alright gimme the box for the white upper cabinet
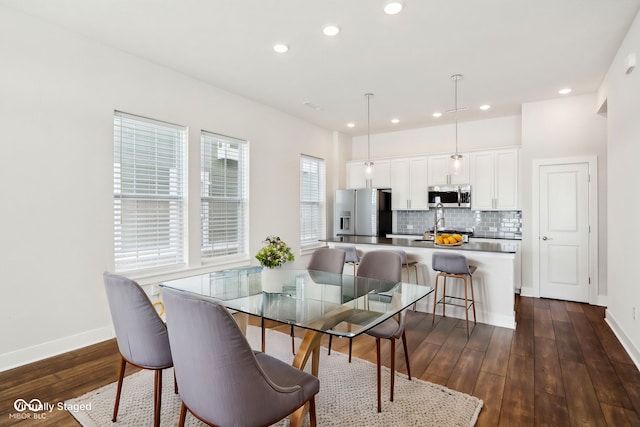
[390,157,428,210]
[346,160,391,189]
[470,149,519,210]
[427,153,470,186]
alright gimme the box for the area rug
[67,327,482,426]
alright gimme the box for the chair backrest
[103,273,172,369]
[390,249,408,265]
[357,250,402,282]
[432,252,471,275]
[307,247,346,274]
[343,245,361,263]
[162,288,312,426]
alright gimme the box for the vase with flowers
[255,235,295,269]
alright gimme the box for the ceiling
[2,0,639,136]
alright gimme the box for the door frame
[531,156,600,305]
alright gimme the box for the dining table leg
[290,330,323,427]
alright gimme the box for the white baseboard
[0,326,114,372]
[605,310,640,370]
[519,287,539,298]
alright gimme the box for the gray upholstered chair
[162,287,320,427]
[329,250,411,412]
[432,252,478,336]
[390,249,419,284]
[103,272,174,427]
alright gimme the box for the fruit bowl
[434,233,464,246]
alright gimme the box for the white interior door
[539,163,590,302]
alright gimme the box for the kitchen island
[324,236,517,329]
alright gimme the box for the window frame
[300,154,326,252]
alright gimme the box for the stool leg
[432,275,439,325]
[470,274,477,324]
[463,276,470,337]
[442,276,447,318]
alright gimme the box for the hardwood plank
[423,326,468,379]
[511,316,534,357]
[560,358,607,427]
[474,371,506,427]
[499,353,535,426]
[564,301,585,313]
[517,295,534,319]
[589,318,635,365]
[425,315,459,345]
[534,298,551,309]
[446,348,485,395]
[613,361,640,417]
[534,306,555,340]
[465,322,495,352]
[600,402,640,427]
[534,337,565,397]
[535,392,570,427]
[481,327,514,377]
[552,320,584,363]
[548,299,571,322]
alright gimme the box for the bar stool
[391,249,419,284]
[343,246,360,275]
[431,252,477,336]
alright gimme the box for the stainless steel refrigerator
[334,188,392,237]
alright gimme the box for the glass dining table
[161,266,433,376]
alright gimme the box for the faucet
[433,203,445,233]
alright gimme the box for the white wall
[0,7,339,370]
[520,94,608,299]
[603,11,640,366]
[352,115,522,160]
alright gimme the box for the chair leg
[348,338,353,363]
[178,401,187,427]
[375,337,382,413]
[308,396,317,427]
[112,357,126,422]
[174,370,178,394]
[402,330,412,380]
[261,317,266,352]
[442,276,447,318]
[390,336,396,403]
[290,324,296,355]
[328,335,332,355]
[432,275,439,325]
[470,274,477,323]
[153,369,162,427]
[463,277,470,337]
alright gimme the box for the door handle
[542,236,552,240]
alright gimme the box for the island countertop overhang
[323,236,517,254]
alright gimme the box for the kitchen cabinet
[390,157,428,210]
[346,160,390,189]
[470,149,519,210]
[427,153,469,186]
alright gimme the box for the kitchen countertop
[324,236,517,254]
[388,232,522,241]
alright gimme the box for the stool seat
[431,252,477,337]
[343,246,360,275]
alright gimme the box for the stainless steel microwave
[428,184,471,208]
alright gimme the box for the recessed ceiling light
[273,44,289,53]
[391,118,400,124]
[480,104,491,110]
[323,25,340,36]
[384,1,404,15]
[432,112,442,118]
[558,88,572,95]
[347,123,355,128]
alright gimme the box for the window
[113,112,186,272]
[201,131,249,260]
[300,155,326,249]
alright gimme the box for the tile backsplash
[397,209,522,239]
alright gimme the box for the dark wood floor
[2,296,640,426]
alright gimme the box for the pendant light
[364,93,374,184]
[449,74,464,176]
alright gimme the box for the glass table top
[161,266,433,338]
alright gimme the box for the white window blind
[113,112,186,272]
[300,155,326,248]
[201,131,249,259]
